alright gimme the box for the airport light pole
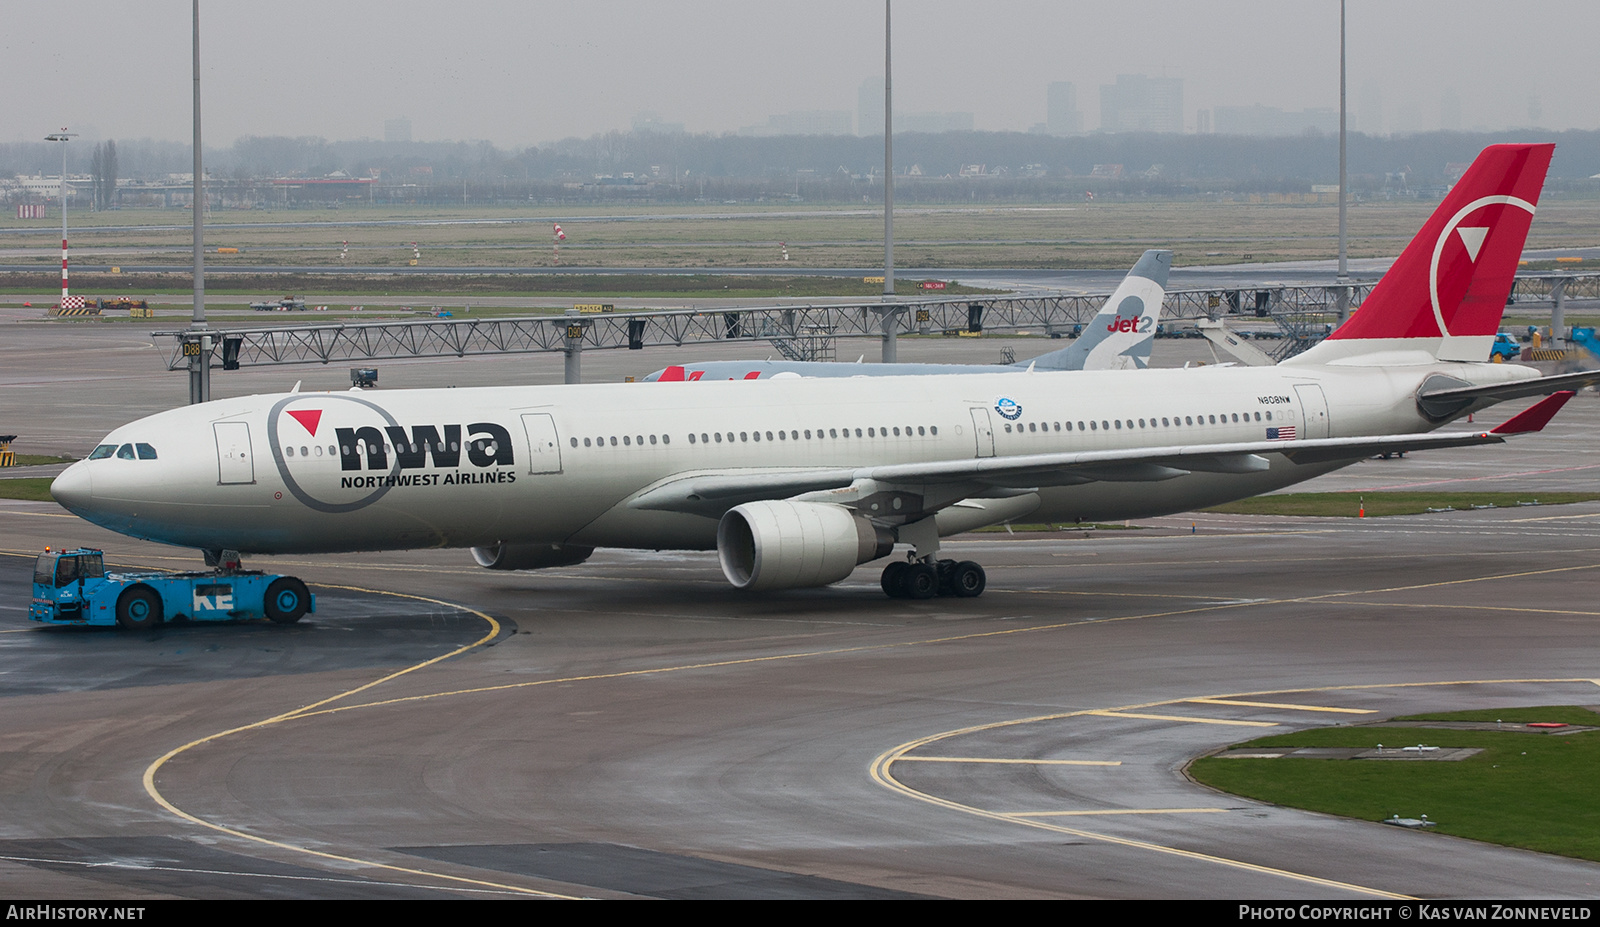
[44,130,75,308]
[1335,0,1351,323]
[879,0,901,363]
[188,0,211,404]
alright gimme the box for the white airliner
[52,145,1598,599]
[644,249,1172,382]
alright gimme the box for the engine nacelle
[471,542,595,571]
[717,500,894,591]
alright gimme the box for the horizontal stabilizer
[1420,369,1600,406]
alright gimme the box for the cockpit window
[116,444,136,460]
[136,443,158,460]
[89,444,117,460]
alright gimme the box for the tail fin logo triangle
[1456,226,1489,261]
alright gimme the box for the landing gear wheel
[951,561,987,598]
[903,563,939,600]
[115,587,163,630]
[264,577,310,624]
[880,561,910,598]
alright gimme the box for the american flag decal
[1267,426,1297,440]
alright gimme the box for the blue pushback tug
[30,548,313,629]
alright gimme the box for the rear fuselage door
[1294,384,1331,439]
[969,408,996,458]
[214,421,255,484]
[521,413,563,474]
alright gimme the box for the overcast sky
[6,1,1596,147]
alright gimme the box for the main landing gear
[880,558,987,599]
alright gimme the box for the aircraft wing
[628,428,1512,518]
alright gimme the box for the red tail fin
[1295,144,1553,364]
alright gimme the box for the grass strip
[1190,708,1600,862]
[0,479,56,502]
[1203,491,1600,518]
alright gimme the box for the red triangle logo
[286,409,322,436]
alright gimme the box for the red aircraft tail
[1291,143,1554,364]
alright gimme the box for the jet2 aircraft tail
[1289,143,1553,365]
[1033,249,1171,371]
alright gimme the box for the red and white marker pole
[60,236,69,305]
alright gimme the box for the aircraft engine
[471,542,595,571]
[717,500,894,591]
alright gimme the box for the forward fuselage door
[521,413,563,474]
[1294,384,1331,439]
[969,408,996,458]
[214,421,255,484]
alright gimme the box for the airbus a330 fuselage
[51,144,1595,599]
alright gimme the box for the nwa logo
[335,423,512,473]
[268,394,516,515]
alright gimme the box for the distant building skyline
[1100,75,1184,134]
[1046,82,1082,136]
[9,3,1595,148]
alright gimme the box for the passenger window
[662,435,670,445]
[286,446,295,457]
[136,443,158,460]
[623,436,631,446]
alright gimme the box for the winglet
[1490,391,1575,434]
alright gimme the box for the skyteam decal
[268,394,516,515]
[994,397,1023,420]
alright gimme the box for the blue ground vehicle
[1489,332,1522,362]
[1571,326,1599,362]
[30,548,313,629]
